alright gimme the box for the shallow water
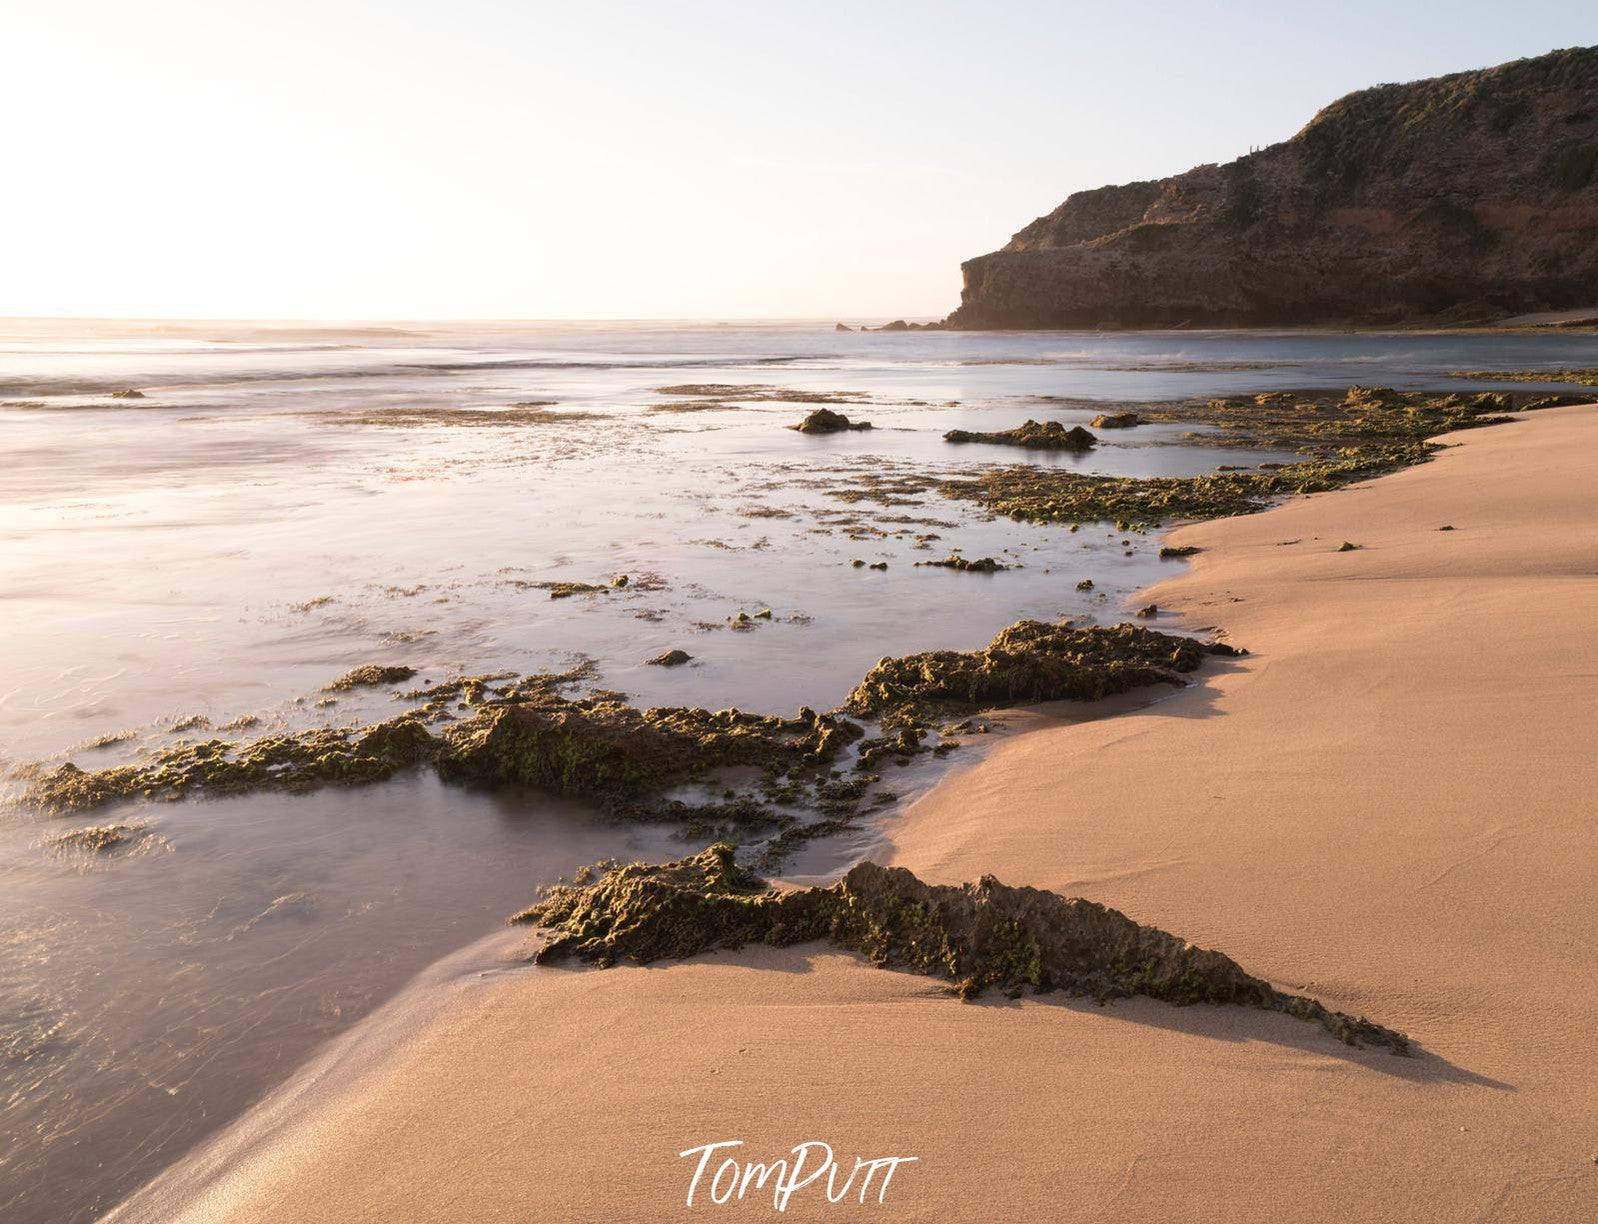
[1,319,1594,1223]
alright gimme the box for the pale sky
[5,1,1592,320]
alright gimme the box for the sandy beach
[111,403,1598,1222]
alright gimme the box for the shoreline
[110,405,1598,1223]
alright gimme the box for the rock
[515,844,1409,1052]
[846,619,1242,729]
[943,420,1097,450]
[1075,578,1095,590]
[647,649,693,667]
[1337,541,1361,552]
[834,323,853,331]
[945,47,1598,329]
[917,554,1008,572]
[790,408,872,434]
[109,388,146,399]
[1091,412,1141,429]
[1136,603,1159,618]
[323,664,418,691]
[1159,546,1202,559]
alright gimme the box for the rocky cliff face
[947,47,1598,329]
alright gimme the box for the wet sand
[110,404,1598,1222]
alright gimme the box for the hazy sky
[5,1,1592,320]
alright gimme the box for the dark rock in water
[847,618,1242,729]
[1091,412,1141,429]
[435,698,859,800]
[917,553,1007,573]
[109,388,146,399]
[835,322,854,331]
[944,420,1097,450]
[1136,603,1159,618]
[946,47,1598,329]
[323,664,417,691]
[1075,577,1094,590]
[1159,545,1203,559]
[516,844,1409,1052]
[647,649,692,667]
[791,408,872,433]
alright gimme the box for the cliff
[946,47,1598,329]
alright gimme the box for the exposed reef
[947,47,1598,328]
[936,386,1515,526]
[516,844,1407,1051]
[943,420,1096,450]
[916,553,1008,572]
[1449,368,1598,387]
[792,408,873,434]
[323,664,418,691]
[1091,412,1141,429]
[847,620,1241,730]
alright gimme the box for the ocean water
[1,318,1594,1222]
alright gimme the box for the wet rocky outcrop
[517,844,1408,1051]
[791,408,873,433]
[847,620,1242,729]
[943,420,1096,450]
[947,47,1598,329]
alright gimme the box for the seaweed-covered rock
[791,408,872,434]
[1091,412,1141,429]
[1159,545,1202,559]
[917,554,1007,573]
[846,619,1241,729]
[944,420,1096,450]
[21,716,440,814]
[323,664,417,691]
[109,388,146,399]
[516,845,1408,1052]
[49,822,145,853]
[435,697,860,800]
[647,649,693,667]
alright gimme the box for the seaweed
[323,664,418,691]
[48,823,146,853]
[846,620,1242,730]
[944,420,1096,450]
[791,408,873,434]
[647,649,693,667]
[916,554,1008,572]
[515,845,1408,1052]
[22,717,440,814]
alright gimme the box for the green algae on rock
[791,408,873,434]
[1091,412,1141,429]
[22,717,440,814]
[435,697,861,801]
[937,442,1432,526]
[1449,368,1598,388]
[943,420,1096,450]
[323,664,418,692]
[916,553,1008,572]
[515,844,1408,1052]
[846,620,1242,730]
[48,822,147,853]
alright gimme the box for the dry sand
[113,405,1598,1223]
